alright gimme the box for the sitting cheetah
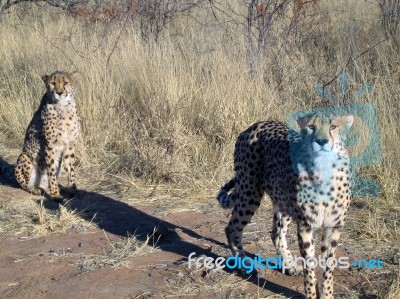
[7,71,79,200]
[217,112,353,299]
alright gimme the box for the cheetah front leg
[298,224,318,299]
[45,146,62,201]
[271,211,303,276]
[320,226,340,299]
[62,146,77,191]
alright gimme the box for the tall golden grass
[0,0,399,296]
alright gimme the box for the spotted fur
[217,113,353,299]
[10,71,79,200]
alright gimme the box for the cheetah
[2,71,79,200]
[217,112,354,299]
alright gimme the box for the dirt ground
[0,174,397,299]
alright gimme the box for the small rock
[154,263,168,269]
[166,278,176,284]
[48,249,58,256]
[390,255,399,265]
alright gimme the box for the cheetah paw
[48,192,64,202]
[285,265,303,276]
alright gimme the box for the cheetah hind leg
[225,189,264,275]
[15,153,45,196]
[60,147,77,197]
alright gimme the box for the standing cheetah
[217,112,353,299]
[8,71,79,200]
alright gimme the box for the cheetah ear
[295,111,311,129]
[295,111,306,120]
[41,75,49,83]
[69,71,80,81]
[337,115,354,129]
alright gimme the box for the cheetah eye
[64,82,69,85]
[307,124,316,130]
[50,82,55,86]
[330,125,338,130]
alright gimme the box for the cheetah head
[296,113,354,155]
[42,71,76,103]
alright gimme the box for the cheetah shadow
[41,187,305,298]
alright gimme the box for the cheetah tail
[0,157,16,182]
[217,177,236,209]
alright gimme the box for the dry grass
[75,229,160,272]
[30,199,90,235]
[0,0,399,297]
[386,271,400,299]
[155,260,252,298]
[0,197,91,236]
